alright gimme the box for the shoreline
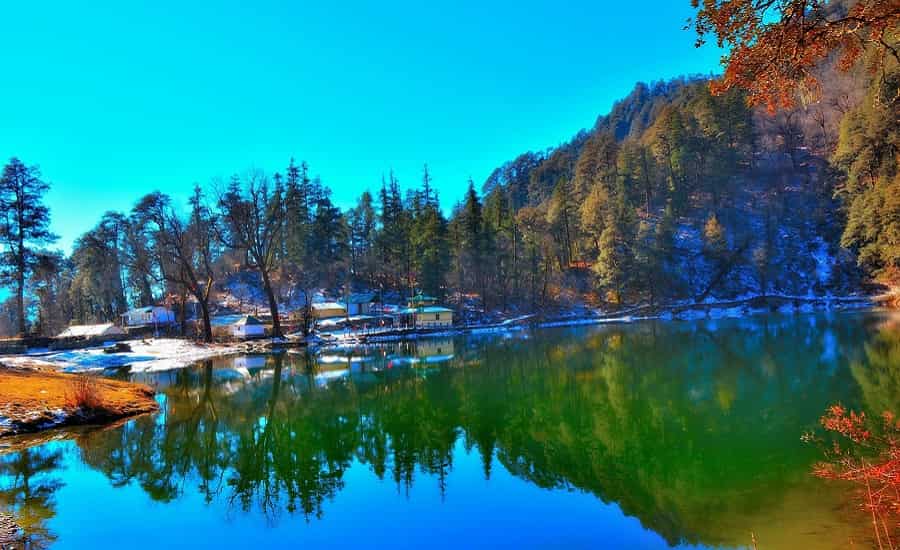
[0,294,878,366]
[318,293,877,346]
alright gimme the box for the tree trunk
[180,288,188,337]
[512,225,519,301]
[16,267,25,336]
[261,270,282,337]
[197,295,213,343]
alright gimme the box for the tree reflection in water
[0,447,64,548]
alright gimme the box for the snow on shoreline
[1,339,243,373]
[319,294,877,348]
[0,295,879,372]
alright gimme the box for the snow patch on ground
[1,339,242,373]
[539,316,634,328]
[38,409,69,430]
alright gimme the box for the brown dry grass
[66,374,104,412]
[0,367,158,436]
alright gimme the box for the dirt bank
[0,367,159,437]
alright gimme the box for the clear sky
[1,0,723,252]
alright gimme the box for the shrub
[67,375,104,413]
[805,404,900,550]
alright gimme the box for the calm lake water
[3,310,899,549]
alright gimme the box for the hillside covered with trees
[1,0,897,339]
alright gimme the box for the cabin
[56,323,126,339]
[401,306,454,328]
[211,314,242,337]
[345,292,376,316]
[210,314,266,340]
[121,306,175,327]
[312,302,347,320]
[232,315,266,339]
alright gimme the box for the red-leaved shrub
[806,404,900,550]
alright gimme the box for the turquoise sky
[1,1,722,252]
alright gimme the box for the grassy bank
[0,367,158,437]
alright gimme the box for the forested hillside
[1,1,897,338]
[473,70,867,310]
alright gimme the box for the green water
[3,310,898,548]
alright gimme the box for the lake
[3,310,897,549]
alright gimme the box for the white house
[57,323,126,339]
[122,306,176,327]
[400,306,454,328]
[232,315,266,339]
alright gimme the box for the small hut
[211,314,266,340]
[232,315,265,339]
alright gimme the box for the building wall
[414,312,453,327]
[234,325,265,339]
[314,307,346,319]
[125,308,175,326]
[347,303,371,316]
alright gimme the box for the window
[434,313,440,321]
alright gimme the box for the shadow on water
[3,311,900,547]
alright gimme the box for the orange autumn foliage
[806,404,900,549]
[691,0,900,111]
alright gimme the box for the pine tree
[308,188,348,289]
[29,251,70,336]
[457,180,490,308]
[0,158,57,335]
[348,191,377,286]
[580,185,609,259]
[593,197,635,305]
[284,158,311,269]
[412,168,449,298]
[376,171,411,295]
[483,185,519,309]
[546,177,576,268]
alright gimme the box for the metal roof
[57,323,126,338]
